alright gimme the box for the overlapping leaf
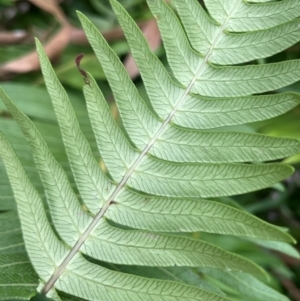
[200,268,290,301]
[0,0,300,300]
[0,211,38,300]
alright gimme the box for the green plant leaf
[82,74,139,181]
[35,41,114,214]
[107,189,295,243]
[248,238,300,259]
[1,0,300,300]
[83,219,266,275]
[1,76,267,277]
[0,211,38,300]
[128,159,293,198]
[113,265,226,296]
[152,128,300,163]
[0,131,68,282]
[175,0,300,64]
[147,0,300,97]
[204,0,300,30]
[89,0,300,131]
[0,88,94,246]
[201,268,290,301]
[0,253,37,300]
[0,131,231,301]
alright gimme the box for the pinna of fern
[0,0,300,300]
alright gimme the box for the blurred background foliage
[0,0,299,300]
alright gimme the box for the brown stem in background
[28,0,69,26]
[273,270,300,301]
[0,26,71,79]
[0,31,32,45]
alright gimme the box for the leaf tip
[34,38,46,62]
[34,37,42,49]
[76,10,85,19]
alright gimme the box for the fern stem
[42,201,111,294]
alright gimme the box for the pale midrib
[42,11,233,295]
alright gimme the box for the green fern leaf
[0,84,267,280]
[247,238,300,259]
[34,44,114,213]
[115,266,226,297]
[106,189,295,242]
[203,0,300,30]
[201,267,290,301]
[0,131,231,301]
[0,0,300,300]
[0,212,38,300]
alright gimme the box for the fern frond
[1,0,300,300]
[0,131,231,301]
[177,0,300,63]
